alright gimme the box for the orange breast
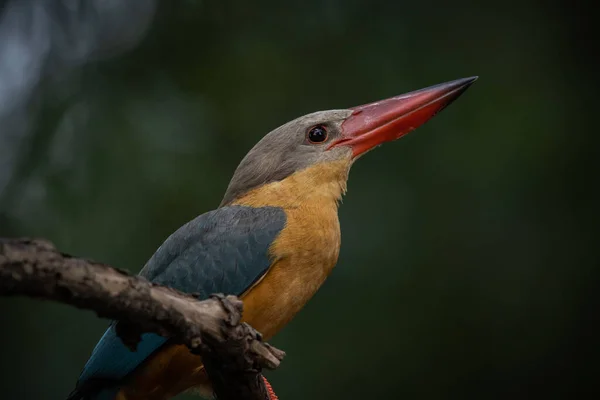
[234,159,348,339]
[240,201,341,339]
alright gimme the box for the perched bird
[69,77,477,400]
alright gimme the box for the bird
[68,76,477,400]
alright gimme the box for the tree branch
[0,237,285,400]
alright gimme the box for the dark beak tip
[438,76,478,102]
[446,76,478,91]
[460,75,479,88]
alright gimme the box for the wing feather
[69,205,286,399]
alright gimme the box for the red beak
[331,76,477,158]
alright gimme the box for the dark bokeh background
[1,1,598,399]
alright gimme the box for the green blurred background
[0,0,597,399]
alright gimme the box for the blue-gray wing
[70,205,286,399]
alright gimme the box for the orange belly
[117,255,339,400]
[117,225,340,399]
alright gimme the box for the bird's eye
[307,125,328,143]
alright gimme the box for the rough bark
[0,237,285,400]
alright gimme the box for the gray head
[220,109,353,206]
[219,76,478,206]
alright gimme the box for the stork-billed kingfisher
[69,77,477,400]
